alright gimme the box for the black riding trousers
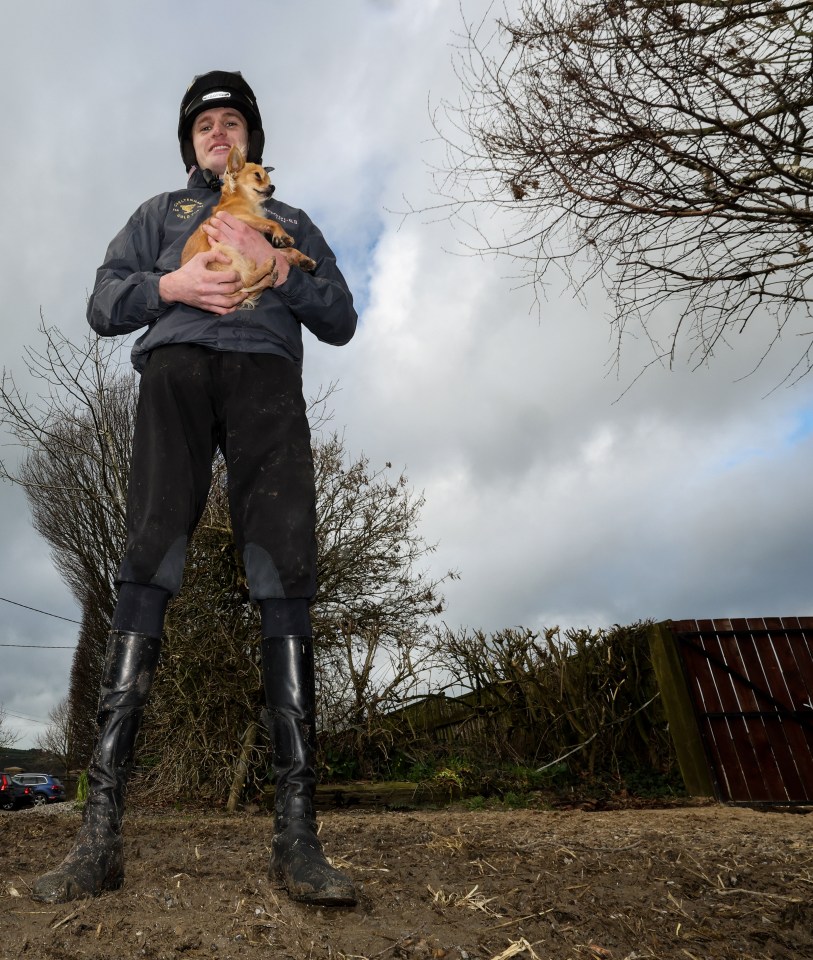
[118,345,317,601]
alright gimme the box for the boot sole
[269,861,357,907]
[287,886,357,907]
[32,872,124,903]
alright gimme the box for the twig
[535,694,661,772]
[712,888,802,902]
[489,939,542,960]
[52,905,87,929]
[368,929,423,960]
[487,911,554,930]
[536,735,597,772]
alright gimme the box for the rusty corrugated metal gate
[671,617,813,803]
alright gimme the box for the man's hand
[159,250,247,315]
[203,210,291,287]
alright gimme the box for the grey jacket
[87,168,357,371]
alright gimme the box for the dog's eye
[254,173,262,181]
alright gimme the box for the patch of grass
[322,749,361,782]
[502,791,529,809]
[430,765,472,799]
[405,761,436,783]
[620,767,687,799]
[75,770,89,807]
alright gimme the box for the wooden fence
[650,618,813,803]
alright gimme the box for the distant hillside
[0,746,65,775]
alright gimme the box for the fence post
[648,621,715,798]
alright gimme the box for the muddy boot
[261,635,357,906]
[32,631,161,903]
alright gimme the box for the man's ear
[227,145,246,173]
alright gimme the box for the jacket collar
[187,166,222,191]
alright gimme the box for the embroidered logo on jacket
[172,198,205,220]
[269,214,299,226]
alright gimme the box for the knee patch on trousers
[118,535,188,597]
[243,542,285,600]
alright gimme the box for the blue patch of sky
[719,445,768,472]
[783,406,813,448]
[310,209,384,321]
[717,405,813,471]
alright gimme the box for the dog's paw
[300,256,317,272]
[272,233,295,249]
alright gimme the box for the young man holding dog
[33,71,358,908]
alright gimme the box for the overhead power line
[3,710,48,726]
[0,643,76,649]
[0,596,81,625]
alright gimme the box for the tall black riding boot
[32,630,161,903]
[261,635,357,906]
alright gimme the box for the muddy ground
[2,799,812,960]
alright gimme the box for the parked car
[12,773,65,805]
[0,772,33,810]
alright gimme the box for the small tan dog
[181,145,316,307]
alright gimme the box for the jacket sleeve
[274,211,357,346]
[86,199,168,338]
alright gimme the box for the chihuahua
[181,145,316,308]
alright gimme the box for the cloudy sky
[2,0,813,748]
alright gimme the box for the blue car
[12,773,65,805]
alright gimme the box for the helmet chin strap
[201,168,223,191]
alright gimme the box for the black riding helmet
[178,70,265,171]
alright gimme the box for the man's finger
[201,248,232,266]
[217,274,243,290]
[214,210,239,227]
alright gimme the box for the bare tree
[36,696,73,777]
[0,324,133,765]
[441,0,813,378]
[311,434,454,777]
[0,704,21,750]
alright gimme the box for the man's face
[191,107,249,176]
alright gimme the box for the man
[33,71,358,907]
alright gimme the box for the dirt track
[2,801,812,960]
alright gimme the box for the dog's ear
[227,145,246,174]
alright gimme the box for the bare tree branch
[434,0,813,377]
[0,704,21,750]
